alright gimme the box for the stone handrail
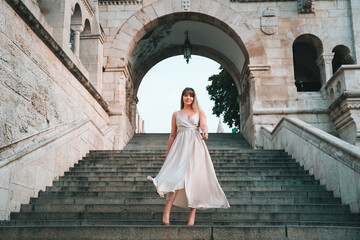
[0,119,114,168]
[260,117,360,212]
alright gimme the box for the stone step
[58,175,314,182]
[77,159,295,165]
[29,196,342,205]
[52,179,322,187]
[58,176,316,183]
[66,168,309,174]
[70,164,302,170]
[64,167,301,177]
[82,155,292,161]
[46,184,327,192]
[2,219,360,227]
[75,160,299,168]
[88,151,289,156]
[86,151,290,156]
[19,203,350,213]
[72,163,302,170]
[10,211,359,222]
[1,225,360,240]
[38,190,335,198]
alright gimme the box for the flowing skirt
[147,130,230,209]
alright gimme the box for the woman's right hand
[202,132,208,140]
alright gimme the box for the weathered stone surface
[213,226,285,240]
[287,226,360,240]
[261,117,360,213]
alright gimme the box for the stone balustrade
[323,65,360,105]
[322,65,360,146]
[260,117,360,213]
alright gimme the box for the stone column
[80,33,105,92]
[70,25,83,57]
[316,52,334,86]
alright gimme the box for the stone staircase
[1,133,360,239]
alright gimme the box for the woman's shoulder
[172,111,180,117]
[198,110,206,118]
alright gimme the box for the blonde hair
[180,87,202,112]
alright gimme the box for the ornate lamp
[183,31,192,64]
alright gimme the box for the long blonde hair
[180,87,202,112]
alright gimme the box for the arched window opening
[70,4,83,56]
[292,35,323,92]
[332,45,354,74]
[82,19,91,35]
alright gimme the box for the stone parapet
[260,117,360,213]
[323,65,360,146]
[0,119,115,220]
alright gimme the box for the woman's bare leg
[162,190,179,224]
[187,208,196,225]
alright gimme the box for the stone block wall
[98,0,357,147]
[230,0,352,145]
[99,2,142,68]
[0,0,114,220]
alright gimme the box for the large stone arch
[103,0,269,149]
[105,0,267,69]
[132,45,243,96]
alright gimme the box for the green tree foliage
[206,66,240,131]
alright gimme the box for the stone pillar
[71,25,83,57]
[103,68,134,150]
[80,32,105,92]
[325,66,360,147]
[316,52,334,86]
[349,0,360,63]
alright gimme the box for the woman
[147,87,230,226]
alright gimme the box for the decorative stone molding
[260,8,278,35]
[182,0,190,11]
[248,65,271,71]
[81,0,95,17]
[298,0,315,14]
[98,0,142,5]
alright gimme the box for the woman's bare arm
[166,112,178,158]
[199,111,208,140]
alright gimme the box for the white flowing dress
[147,112,230,209]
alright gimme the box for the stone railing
[0,119,114,220]
[260,117,360,213]
[322,65,360,146]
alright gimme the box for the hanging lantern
[183,31,192,64]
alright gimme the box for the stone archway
[103,0,269,149]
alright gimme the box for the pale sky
[137,55,233,133]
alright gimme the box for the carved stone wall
[0,0,114,220]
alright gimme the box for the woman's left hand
[202,132,208,140]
